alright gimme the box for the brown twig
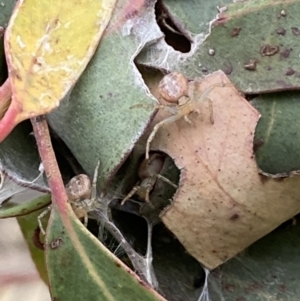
[31,116,68,214]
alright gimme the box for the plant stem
[31,116,68,213]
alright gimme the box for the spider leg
[193,98,213,123]
[184,114,193,124]
[146,114,182,160]
[197,82,227,102]
[208,98,214,124]
[143,187,155,209]
[156,174,178,189]
[195,82,228,124]
[131,103,179,116]
[83,213,88,227]
[193,105,203,123]
[194,108,201,115]
[144,186,151,203]
[130,104,167,110]
[72,203,89,227]
[158,12,183,36]
[159,104,179,115]
[38,205,51,235]
[121,186,139,205]
[91,160,100,202]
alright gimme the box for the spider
[133,72,228,159]
[38,161,100,235]
[121,152,177,206]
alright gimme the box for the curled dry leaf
[150,70,300,269]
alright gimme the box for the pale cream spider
[121,152,177,206]
[38,161,100,235]
[133,72,228,159]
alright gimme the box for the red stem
[31,116,68,213]
[0,78,18,142]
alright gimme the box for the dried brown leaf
[150,70,300,269]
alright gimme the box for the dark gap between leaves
[155,0,191,53]
[88,209,206,301]
[0,40,8,86]
[90,147,206,300]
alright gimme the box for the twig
[31,116,68,213]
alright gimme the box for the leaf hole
[155,0,191,53]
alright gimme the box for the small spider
[121,152,177,205]
[38,161,100,235]
[133,72,227,159]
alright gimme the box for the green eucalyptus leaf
[45,204,167,301]
[0,123,49,217]
[220,221,300,301]
[0,194,50,218]
[252,91,300,175]
[181,0,300,93]
[136,0,230,71]
[162,0,230,35]
[0,122,47,187]
[0,0,16,26]
[47,1,162,190]
[17,209,49,284]
[139,0,300,94]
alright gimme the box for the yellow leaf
[0,0,116,141]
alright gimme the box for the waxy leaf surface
[182,0,300,94]
[0,0,117,141]
[45,203,167,301]
[47,0,162,189]
[252,91,300,175]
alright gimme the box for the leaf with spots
[180,0,300,94]
[149,71,300,269]
[0,0,117,141]
[45,203,167,301]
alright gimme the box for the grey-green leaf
[162,0,230,35]
[45,204,167,301]
[47,3,162,190]
[252,91,300,175]
[220,221,300,301]
[181,0,300,93]
[0,123,49,218]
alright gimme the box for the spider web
[93,193,158,288]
